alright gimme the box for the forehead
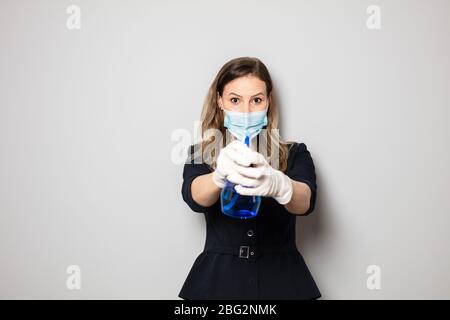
[223,76,267,95]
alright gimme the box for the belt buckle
[239,246,250,259]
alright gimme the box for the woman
[179,57,321,300]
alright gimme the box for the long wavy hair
[198,57,293,173]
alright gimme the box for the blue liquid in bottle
[220,135,261,219]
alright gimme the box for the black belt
[203,243,298,259]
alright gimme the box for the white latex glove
[231,149,294,205]
[212,140,261,189]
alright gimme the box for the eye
[230,98,239,104]
[253,98,262,104]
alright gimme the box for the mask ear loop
[262,101,269,129]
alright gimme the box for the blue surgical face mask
[223,108,268,141]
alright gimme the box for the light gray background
[1,0,449,299]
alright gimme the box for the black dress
[179,141,321,300]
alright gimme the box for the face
[218,75,270,113]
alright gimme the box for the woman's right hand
[211,140,261,189]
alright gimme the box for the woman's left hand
[226,146,294,205]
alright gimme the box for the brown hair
[198,56,293,173]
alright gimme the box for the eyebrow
[229,92,264,98]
